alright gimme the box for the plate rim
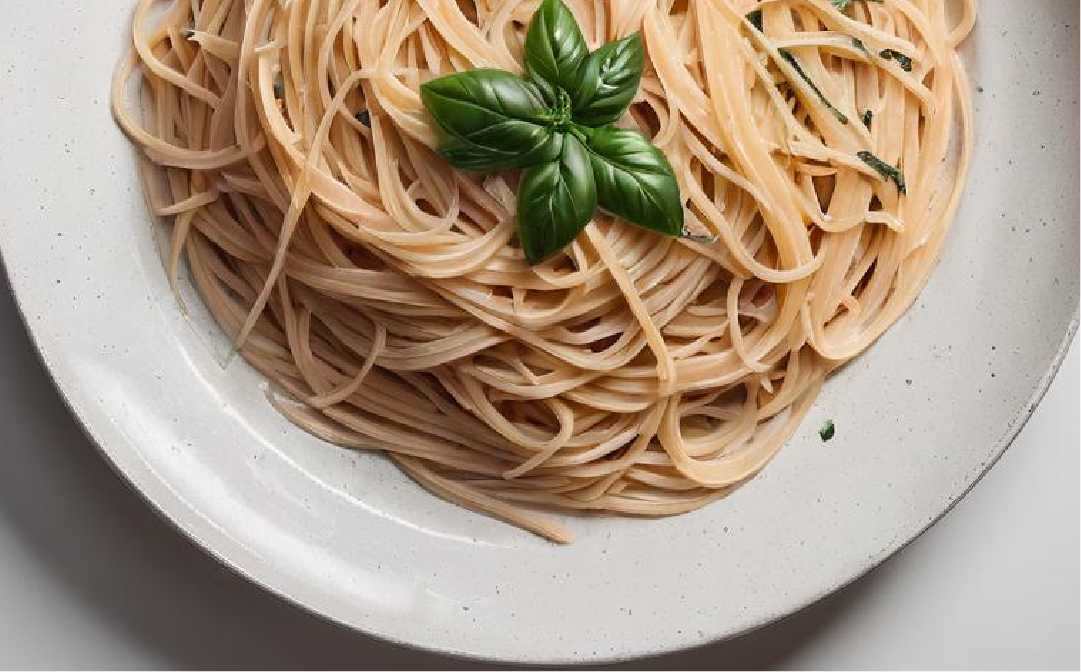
[3,244,1076,665]
[4,0,1076,665]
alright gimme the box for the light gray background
[0,271,1077,669]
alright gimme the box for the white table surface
[0,271,1077,670]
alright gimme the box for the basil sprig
[419,69,563,171]
[420,0,684,265]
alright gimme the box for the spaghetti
[112,0,976,542]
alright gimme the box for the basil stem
[518,133,597,265]
[420,69,561,171]
[585,125,683,236]
[570,34,644,127]
[524,0,589,104]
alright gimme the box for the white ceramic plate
[0,0,1077,664]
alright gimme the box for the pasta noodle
[112,0,976,543]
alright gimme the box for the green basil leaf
[440,133,564,172]
[517,133,597,265]
[584,125,683,236]
[524,0,589,103]
[420,69,560,171]
[570,34,644,127]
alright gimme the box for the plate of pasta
[0,0,1076,663]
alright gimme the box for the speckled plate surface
[0,0,1077,664]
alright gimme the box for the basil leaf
[584,125,683,236]
[524,0,589,103]
[440,133,564,172]
[420,69,561,171]
[517,133,597,265]
[570,34,644,127]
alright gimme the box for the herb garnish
[857,150,906,194]
[355,109,371,127]
[777,48,849,125]
[830,0,883,13]
[879,48,913,72]
[819,419,836,441]
[861,109,873,129]
[853,38,913,73]
[746,9,763,32]
[420,0,683,265]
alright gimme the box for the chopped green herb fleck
[273,77,285,99]
[355,109,371,127]
[851,37,871,57]
[746,9,763,32]
[777,48,849,125]
[180,27,195,39]
[819,419,835,441]
[831,0,883,13]
[857,150,906,194]
[879,48,913,72]
[861,109,873,129]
